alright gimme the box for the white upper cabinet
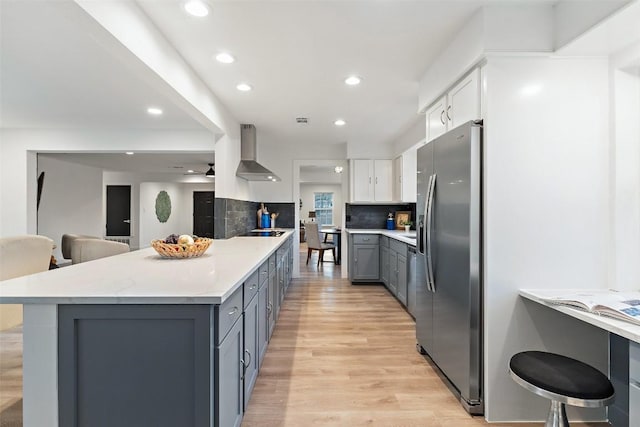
[448,68,481,129]
[426,95,447,142]
[350,159,393,202]
[393,149,417,203]
[425,67,481,142]
[373,160,393,202]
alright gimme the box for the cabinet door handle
[369,177,372,184]
[240,357,246,380]
[375,177,378,184]
[446,105,451,121]
[244,349,252,370]
[440,110,445,125]
[228,306,238,316]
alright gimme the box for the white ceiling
[4,0,631,163]
[39,152,215,175]
[0,1,206,130]
[136,0,482,148]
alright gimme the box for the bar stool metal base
[546,400,569,427]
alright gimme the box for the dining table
[320,227,342,265]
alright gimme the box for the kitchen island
[0,231,295,427]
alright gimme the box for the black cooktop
[241,231,285,237]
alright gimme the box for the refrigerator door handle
[426,173,437,292]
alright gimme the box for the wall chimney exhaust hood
[236,124,280,181]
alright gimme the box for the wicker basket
[151,238,212,259]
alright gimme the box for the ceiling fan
[183,163,215,178]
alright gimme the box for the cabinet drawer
[258,260,269,287]
[352,234,379,245]
[243,269,260,309]
[216,287,243,345]
[380,236,389,248]
[390,238,407,256]
[631,341,640,381]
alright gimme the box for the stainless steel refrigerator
[416,120,483,415]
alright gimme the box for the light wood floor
[0,243,608,426]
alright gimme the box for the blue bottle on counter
[262,213,271,229]
[386,218,395,230]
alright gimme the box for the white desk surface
[520,289,640,344]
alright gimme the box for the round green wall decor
[155,191,172,223]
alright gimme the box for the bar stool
[509,351,614,427]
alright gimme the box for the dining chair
[304,222,335,266]
[0,235,54,330]
[71,239,130,264]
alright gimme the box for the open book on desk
[540,290,640,326]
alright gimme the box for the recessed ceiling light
[147,107,163,115]
[215,52,235,64]
[187,169,195,173]
[184,0,209,17]
[345,75,362,86]
[334,119,346,126]
[125,152,134,155]
[334,166,344,174]
[271,178,277,182]
[236,83,252,92]
[267,176,273,180]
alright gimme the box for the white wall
[554,0,631,49]
[103,172,215,250]
[392,117,426,157]
[300,183,343,226]
[37,156,103,261]
[610,42,640,291]
[483,56,610,422]
[139,182,188,248]
[418,4,556,112]
[0,128,214,238]
[250,139,347,202]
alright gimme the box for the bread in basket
[151,237,212,258]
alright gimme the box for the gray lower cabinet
[396,254,408,306]
[257,280,268,367]
[243,292,259,409]
[268,267,276,338]
[348,234,380,282]
[381,245,390,286]
[388,250,398,296]
[216,316,244,427]
[58,305,213,427]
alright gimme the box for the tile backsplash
[214,198,295,239]
[345,203,416,230]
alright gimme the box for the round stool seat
[510,351,614,405]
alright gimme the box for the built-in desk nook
[521,289,640,427]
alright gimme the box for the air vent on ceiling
[296,117,309,124]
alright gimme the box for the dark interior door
[193,192,214,238]
[106,185,131,236]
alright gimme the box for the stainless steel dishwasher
[407,246,417,317]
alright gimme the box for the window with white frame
[314,192,333,226]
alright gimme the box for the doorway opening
[193,191,214,238]
[106,185,131,238]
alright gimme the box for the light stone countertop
[345,229,417,246]
[520,289,640,344]
[0,231,294,305]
